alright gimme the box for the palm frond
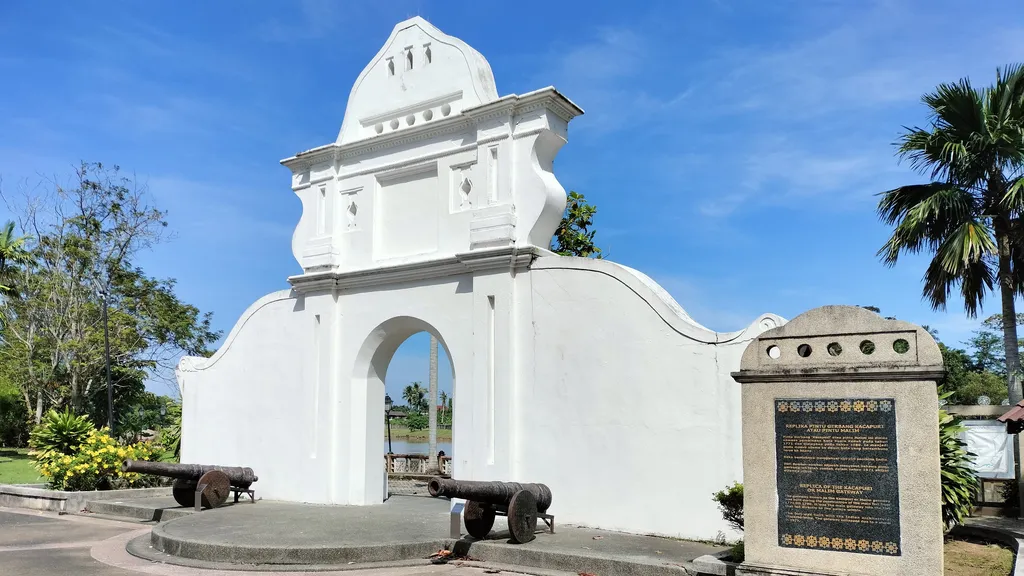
[877,183,975,265]
[923,253,995,316]
[1004,177,1024,213]
[926,79,986,144]
[937,219,997,274]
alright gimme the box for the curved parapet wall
[518,255,783,539]
[530,256,784,343]
[177,289,296,376]
[176,288,340,504]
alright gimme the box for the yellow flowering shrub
[35,428,156,491]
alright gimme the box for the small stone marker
[732,305,944,576]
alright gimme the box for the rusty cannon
[121,460,258,510]
[428,477,554,543]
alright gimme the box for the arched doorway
[350,316,456,503]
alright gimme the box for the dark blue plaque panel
[774,398,900,556]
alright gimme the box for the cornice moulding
[280,88,584,172]
[288,246,537,293]
[731,368,947,384]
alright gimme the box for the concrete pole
[428,335,439,473]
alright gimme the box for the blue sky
[1,0,1022,400]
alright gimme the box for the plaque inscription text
[775,398,900,556]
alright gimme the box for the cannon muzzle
[428,477,552,513]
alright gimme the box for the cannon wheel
[507,490,538,544]
[463,501,495,539]
[172,479,197,508]
[198,470,231,509]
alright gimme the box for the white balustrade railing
[384,454,452,476]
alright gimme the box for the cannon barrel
[121,460,258,487]
[428,477,552,513]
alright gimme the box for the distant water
[385,440,453,455]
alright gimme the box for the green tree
[0,162,221,423]
[551,191,602,258]
[939,344,974,402]
[967,313,1024,376]
[876,65,1024,404]
[0,220,32,299]
[402,382,427,413]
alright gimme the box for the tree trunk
[997,229,1023,404]
[427,335,438,473]
[70,371,79,412]
[22,388,31,417]
[34,392,43,425]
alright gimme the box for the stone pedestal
[732,306,944,576]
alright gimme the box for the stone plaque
[775,397,900,556]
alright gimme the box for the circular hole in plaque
[767,345,781,359]
[797,344,812,357]
[860,340,876,355]
[893,339,910,354]
[827,342,842,356]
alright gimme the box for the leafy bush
[939,395,980,530]
[0,390,29,447]
[729,540,745,562]
[405,412,428,431]
[28,409,94,462]
[156,403,181,462]
[35,428,156,491]
[712,481,744,532]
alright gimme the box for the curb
[149,522,451,565]
[135,528,698,576]
[458,539,692,576]
[691,550,737,576]
[0,483,171,514]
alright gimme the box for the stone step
[83,497,193,523]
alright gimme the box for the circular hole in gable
[860,340,876,355]
[893,339,910,354]
[374,123,384,134]
[797,344,812,358]
[827,342,842,356]
[767,345,781,359]
[405,114,416,126]
[441,103,452,116]
[389,119,400,130]
[423,109,433,121]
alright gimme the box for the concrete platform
[127,496,725,576]
[84,496,194,522]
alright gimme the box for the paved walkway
[0,507,552,576]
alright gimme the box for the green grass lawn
[0,448,44,485]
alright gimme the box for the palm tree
[427,335,438,472]
[439,390,449,425]
[877,64,1024,404]
[0,220,32,298]
[402,382,426,412]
